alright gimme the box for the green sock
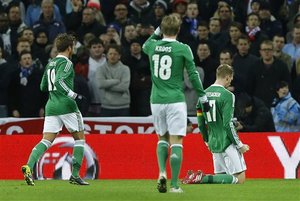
[27,139,52,171]
[201,174,237,184]
[156,140,169,176]
[170,144,183,188]
[72,140,85,177]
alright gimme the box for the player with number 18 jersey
[143,33,206,104]
[40,55,79,116]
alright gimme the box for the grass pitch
[0,179,299,201]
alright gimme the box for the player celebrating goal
[21,33,89,186]
[182,64,250,185]
[143,14,210,193]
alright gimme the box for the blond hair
[216,64,234,79]
[161,14,182,36]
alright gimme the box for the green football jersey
[40,55,79,116]
[197,84,243,153]
[142,33,206,104]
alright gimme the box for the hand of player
[202,101,211,113]
[75,94,87,106]
[239,144,250,154]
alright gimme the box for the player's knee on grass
[234,171,246,184]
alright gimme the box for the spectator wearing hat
[271,81,300,132]
[147,0,168,28]
[87,0,107,26]
[106,23,122,45]
[128,0,152,24]
[122,39,151,116]
[172,0,188,19]
[76,6,106,44]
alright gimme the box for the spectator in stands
[8,37,31,67]
[87,38,106,116]
[105,23,122,45]
[96,44,130,117]
[32,29,49,66]
[194,21,218,58]
[148,0,168,28]
[208,17,227,46]
[76,7,106,44]
[286,13,300,43]
[221,22,243,55]
[271,81,300,132]
[128,0,152,24]
[235,92,275,132]
[248,40,291,108]
[8,3,27,56]
[122,39,151,116]
[0,11,12,55]
[258,2,283,39]
[250,0,261,14]
[0,0,26,22]
[184,60,204,116]
[178,2,201,45]
[136,22,153,44]
[216,4,233,32]
[0,46,10,117]
[112,3,133,32]
[8,50,46,117]
[245,12,268,57]
[196,0,218,22]
[20,28,35,48]
[232,35,259,94]
[282,24,300,62]
[219,49,244,95]
[172,0,188,19]
[195,42,218,89]
[25,0,62,27]
[32,0,66,43]
[272,34,293,72]
[121,23,138,55]
[64,0,84,32]
[86,0,107,26]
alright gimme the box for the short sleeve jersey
[143,34,205,104]
[40,55,79,116]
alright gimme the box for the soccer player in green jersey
[183,64,250,185]
[143,14,210,193]
[21,33,89,186]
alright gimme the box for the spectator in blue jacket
[271,81,300,132]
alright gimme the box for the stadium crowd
[0,0,300,132]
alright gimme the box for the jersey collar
[162,38,177,42]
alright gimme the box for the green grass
[0,179,299,201]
